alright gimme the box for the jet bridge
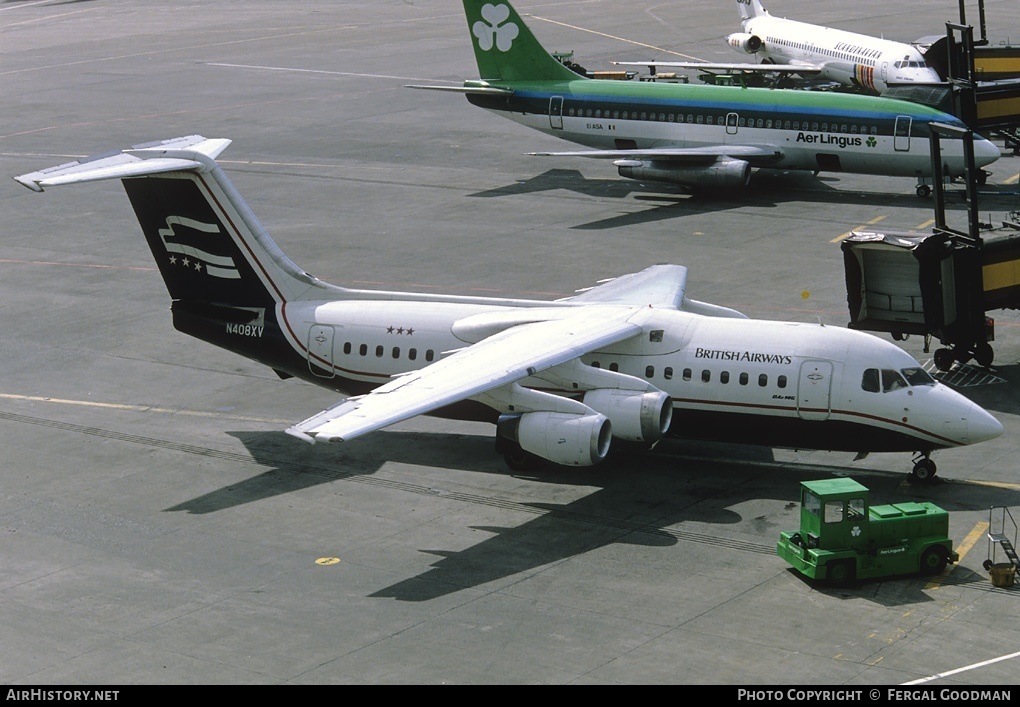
[841,124,1020,370]
[901,2,1020,153]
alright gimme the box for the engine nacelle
[615,158,751,189]
[497,412,611,467]
[726,32,763,54]
[582,389,672,443]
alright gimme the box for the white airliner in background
[14,136,1003,481]
[619,0,943,95]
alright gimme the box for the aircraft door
[894,115,912,152]
[308,324,336,378]
[797,360,832,420]
[549,96,564,130]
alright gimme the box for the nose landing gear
[911,453,937,483]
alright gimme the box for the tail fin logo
[158,215,240,280]
[473,3,519,52]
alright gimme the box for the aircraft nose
[967,401,1004,444]
[974,135,1002,168]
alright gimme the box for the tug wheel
[920,546,948,575]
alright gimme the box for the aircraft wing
[560,263,688,307]
[286,305,646,444]
[529,144,784,166]
[612,60,824,75]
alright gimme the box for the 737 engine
[614,158,751,190]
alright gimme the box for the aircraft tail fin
[738,0,767,20]
[15,136,331,308]
[462,0,583,82]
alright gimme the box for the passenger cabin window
[645,365,655,378]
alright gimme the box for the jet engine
[582,389,672,443]
[726,32,763,53]
[615,158,751,189]
[497,411,611,467]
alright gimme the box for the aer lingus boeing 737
[409,0,997,196]
[14,136,1002,480]
[617,0,944,96]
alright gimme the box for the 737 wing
[528,144,785,167]
[286,305,648,444]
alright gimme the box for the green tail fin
[462,0,584,82]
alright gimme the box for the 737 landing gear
[911,453,937,483]
[916,180,932,198]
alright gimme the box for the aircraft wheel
[916,184,932,198]
[912,458,937,483]
[977,170,988,186]
[975,342,994,368]
[892,331,906,341]
[933,348,955,371]
[920,545,949,575]
[827,560,856,587]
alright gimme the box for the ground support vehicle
[777,479,958,585]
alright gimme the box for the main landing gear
[932,340,994,371]
[911,453,938,483]
[916,170,989,198]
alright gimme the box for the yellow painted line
[0,393,290,424]
[315,557,341,566]
[915,219,935,230]
[925,521,988,590]
[831,215,888,243]
[1002,172,1020,185]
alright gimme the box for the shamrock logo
[851,525,862,537]
[473,3,519,52]
[866,136,877,148]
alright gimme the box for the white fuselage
[489,105,1000,179]
[276,296,1001,454]
[735,14,943,94]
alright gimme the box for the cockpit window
[901,367,936,386]
[882,369,908,392]
[862,368,880,393]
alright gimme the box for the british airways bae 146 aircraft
[410,1,995,196]
[14,136,1002,481]
[618,0,944,96]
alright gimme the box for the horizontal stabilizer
[406,83,513,95]
[14,136,231,192]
